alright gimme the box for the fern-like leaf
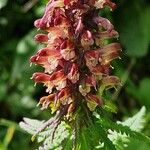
[19,118,70,150]
[19,118,44,135]
[98,117,150,144]
[106,106,147,149]
[98,125,116,150]
[117,106,146,132]
[108,130,129,150]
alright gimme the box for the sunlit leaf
[0,0,8,9]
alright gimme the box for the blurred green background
[0,0,150,149]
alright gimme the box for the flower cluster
[31,0,121,115]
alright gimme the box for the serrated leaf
[99,126,116,150]
[19,118,44,135]
[20,118,70,150]
[106,107,146,149]
[98,117,150,144]
[108,130,129,150]
[118,107,146,132]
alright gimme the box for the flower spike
[31,0,121,116]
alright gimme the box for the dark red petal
[57,87,70,99]
[86,76,97,88]
[102,43,122,53]
[90,64,110,75]
[34,34,49,43]
[96,30,119,39]
[86,94,103,106]
[30,55,37,63]
[64,0,71,5]
[50,70,65,81]
[30,55,47,64]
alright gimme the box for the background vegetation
[0,0,150,149]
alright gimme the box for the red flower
[57,87,72,105]
[79,76,96,96]
[32,72,51,83]
[30,48,62,73]
[81,30,94,49]
[100,43,121,64]
[32,72,54,93]
[38,94,55,110]
[60,40,76,60]
[94,0,116,10]
[85,93,103,111]
[67,63,79,83]
[31,0,121,114]
[102,76,121,89]
[50,70,67,90]
[84,50,100,68]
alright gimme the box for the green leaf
[0,142,5,150]
[106,107,146,150]
[0,0,8,9]
[138,78,150,108]
[115,3,150,57]
[19,118,70,150]
[103,101,118,113]
[99,126,116,150]
[19,118,44,135]
[81,129,91,150]
[118,107,146,132]
[3,126,15,148]
[125,139,150,150]
[98,118,150,144]
[108,130,129,150]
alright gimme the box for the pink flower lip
[58,87,71,99]
[50,70,65,81]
